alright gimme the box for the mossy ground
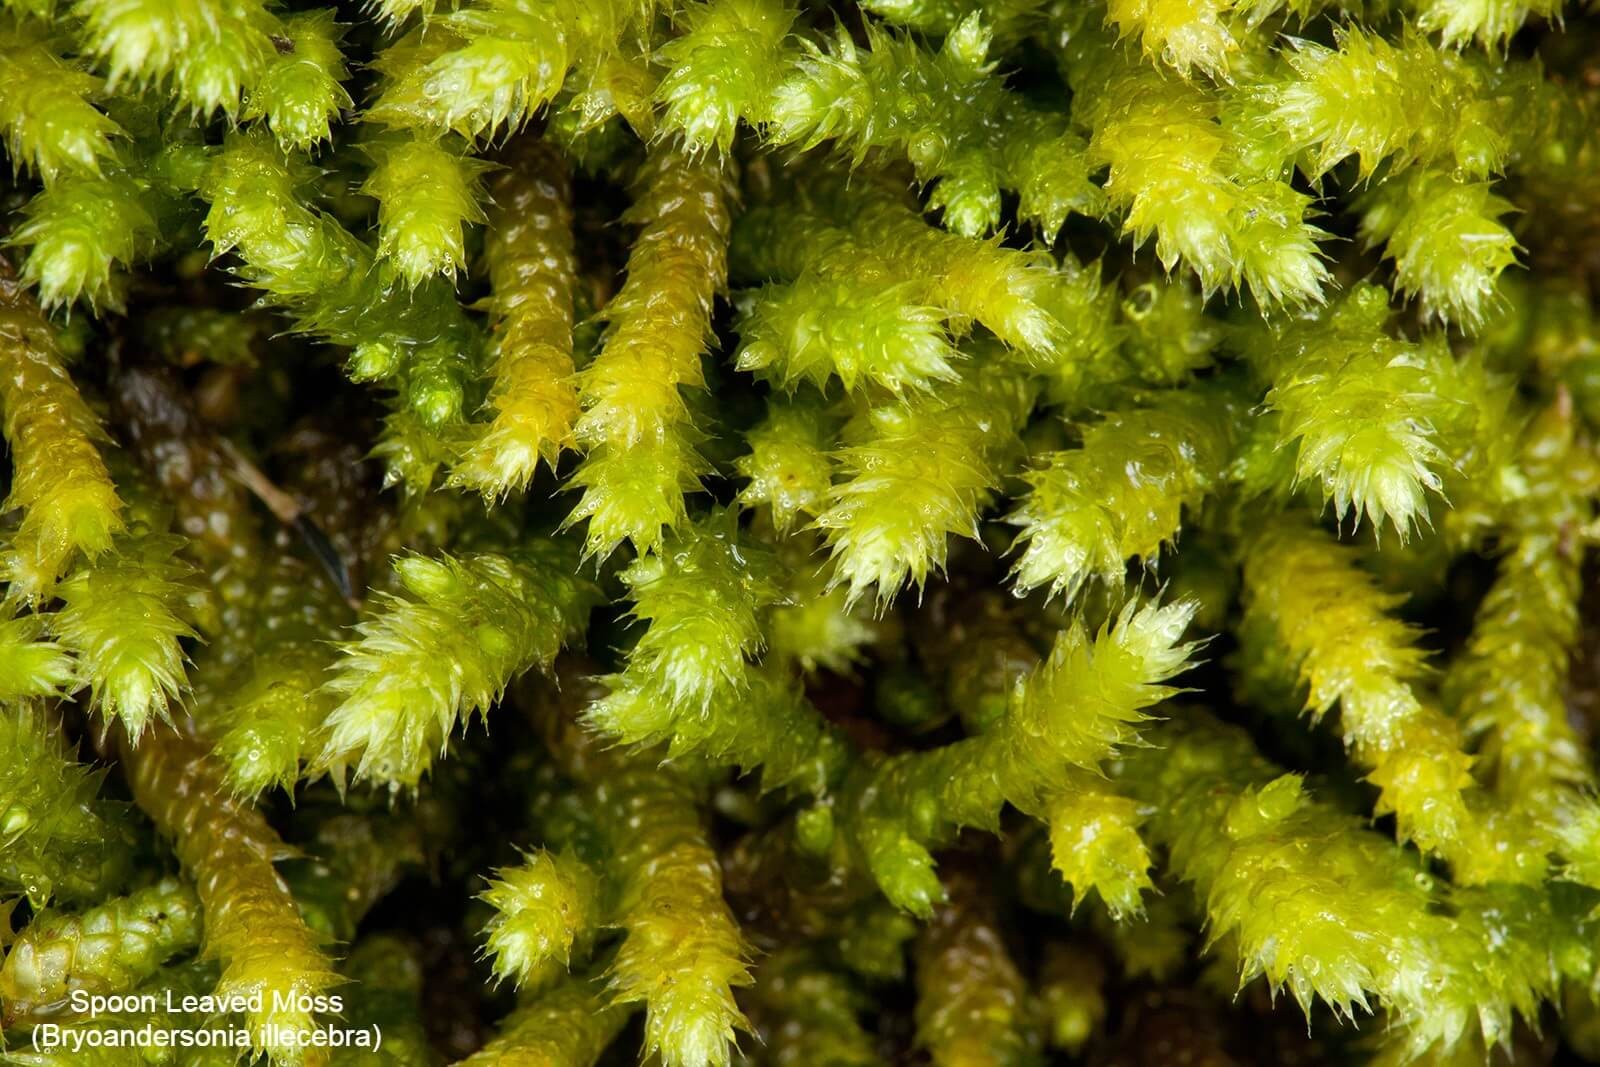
[0,1,1599,1065]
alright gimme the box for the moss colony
[3,0,1600,1065]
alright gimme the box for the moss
[1,4,1599,1065]
[0,877,201,1027]
[118,722,337,1065]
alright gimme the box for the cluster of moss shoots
[2,0,1600,1064]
